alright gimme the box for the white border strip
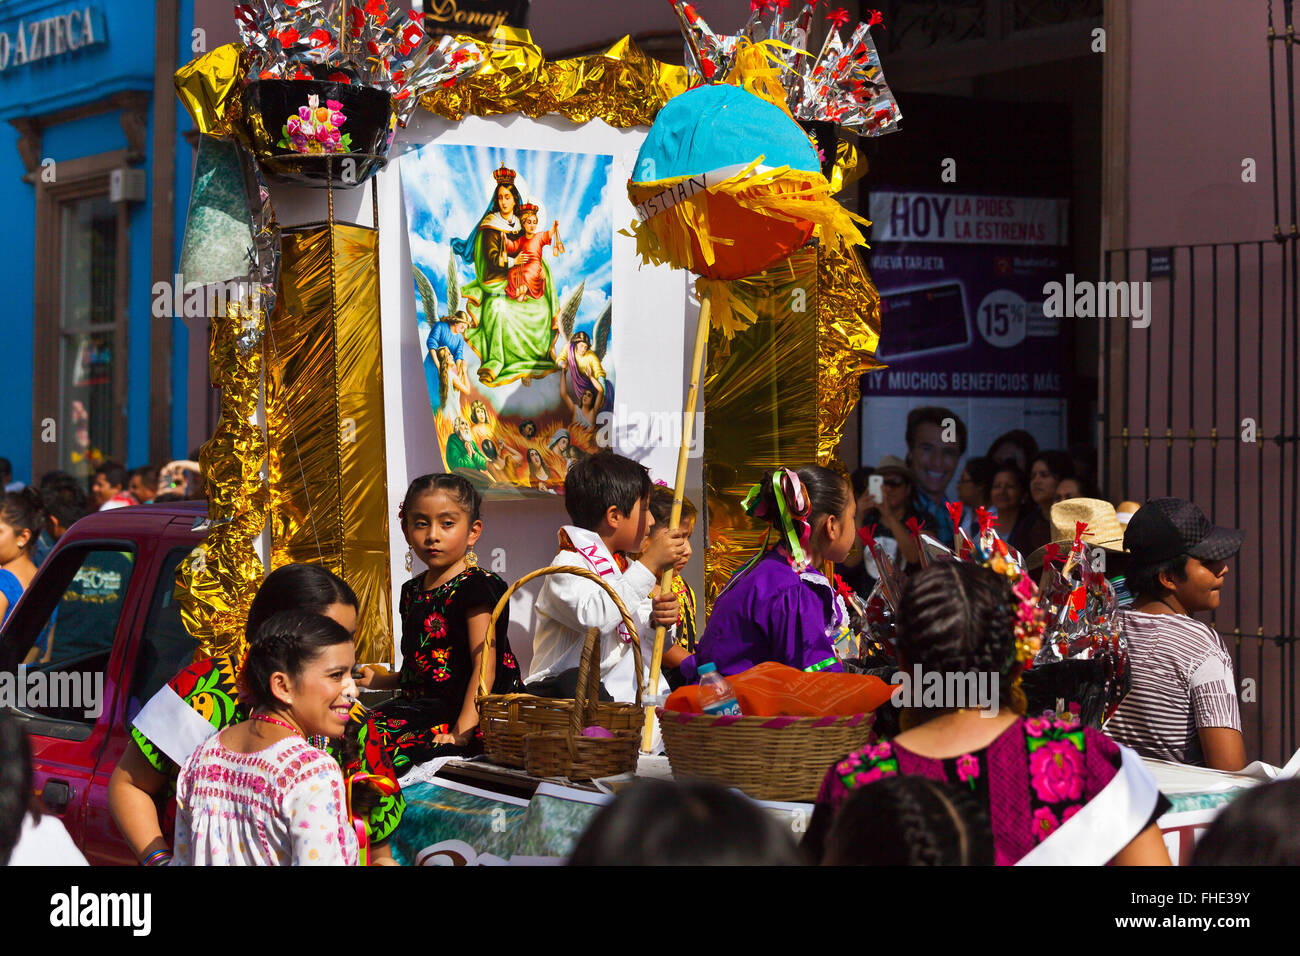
[129,683,220,767]
[418,775,532,807]
[633,162,775,221]
[1016,743,1159,866]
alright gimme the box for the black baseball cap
[1124,498,1243,566]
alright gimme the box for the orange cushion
[665,662,898,717]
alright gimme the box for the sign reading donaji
[421,0,529,39]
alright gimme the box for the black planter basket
[242,79,396,188]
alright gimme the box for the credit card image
[876,281,971,361]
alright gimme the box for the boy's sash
[560,526,633,645]
[1015,743,1161,866]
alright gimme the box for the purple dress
[681,548,844,683]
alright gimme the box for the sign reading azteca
[0,7,106,73]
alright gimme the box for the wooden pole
[642,294,711,752]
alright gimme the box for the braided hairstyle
[239,610,353,711]
[896,562,1021,712]
[240,568,383,817]
[822,775,994,866]
[0,487,46,555]
[400,473,481,525]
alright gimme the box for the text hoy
[49,887,151,937]
[1042,275,1152,328]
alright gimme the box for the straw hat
[1027,497,1127,570]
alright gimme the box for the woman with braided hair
[807,562,1172,865]
[173,611,361,865]
[822,776,993,866]
[681,466,858,682]
[111,564,403,866]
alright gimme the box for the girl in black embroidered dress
[359,475,520,775]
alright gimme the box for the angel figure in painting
[415,258,472,410]
[558,300,613,429]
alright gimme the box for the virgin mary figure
[451,164,560,386]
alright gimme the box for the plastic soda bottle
[697,662,742,716]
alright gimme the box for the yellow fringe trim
[721,39,794,116]
[626,160,869,275]
[695,276,759,341]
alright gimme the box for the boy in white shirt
[527,452,688,706]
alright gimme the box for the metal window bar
[1101,238,1299,766]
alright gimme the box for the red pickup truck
[0,501,209,866]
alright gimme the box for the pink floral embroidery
[1032,806,1059,842]
[1063,805,1081,823]
[1029,740,1085,803]
[956,753,980,783]
[850,766,888,787]
[424,611,448,642]
[1025,716,1050,737]
[870,741,893,761]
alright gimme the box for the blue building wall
[0,119,37,480]
[0,0,193,484]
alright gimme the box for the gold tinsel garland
[419,28,689,127]
[175,298,270,661]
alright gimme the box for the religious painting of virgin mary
[401,143,616,494]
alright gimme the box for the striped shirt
[1105,609,1240,766]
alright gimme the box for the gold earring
[465,547,478,568]
[405,547,413,572]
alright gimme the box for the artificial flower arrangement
[279,93,353,154]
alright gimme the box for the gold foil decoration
[177,29,688,138]
[703,248,820,613]
[817,244,885,464]
[175,43,248,139]
[829,139,864,196]
[175,296,270,660]
[703,245,883,611]
[420,27,688,127]
[266,223,394,665]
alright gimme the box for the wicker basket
[657,708,877,801]
[523,626,643,780]
[477,565,644,768]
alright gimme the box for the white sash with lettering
[561,526,632,645]
[1016,743,1161,866]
